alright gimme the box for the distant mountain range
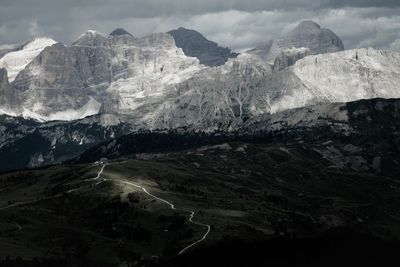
[168,27,239,66]
[0,21,400,170]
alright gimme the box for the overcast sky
[1,0,400,52]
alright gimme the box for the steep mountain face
[0,21,398,130]
[148,53,273,130]
[0,68,19,113]
[273,47,311,71]
[249,21,344,65]
[0,37,57,82]
[292,48,400,103]
[4,31,204,121]
[168,27,238,67]
[149,47,400,129]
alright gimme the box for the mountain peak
[175,27,197,33]
[0,37,57,82]
[84,30,106,36]
[250,21,344,63]
[0,67,8,83]
[109,28,133,37]
[168,27,238,67]
[23,37,58,50]
[291,21,321,34]
[73,30,107,46]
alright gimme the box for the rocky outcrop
[0,68,20,112]
[7,32,203,120]
[72,30,108,47]
[168,27,238,67]
[273,47,311,71]
[0,68,9,88]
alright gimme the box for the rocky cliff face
[4,30,204,121]
[0,68,19,113]
[0,68,9,90]
[292,48,400,103]
[0,22,399,131]
[146,47,400,130]
[273,47,311,71]
[168,27,238,67]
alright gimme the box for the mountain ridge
[0,21,398,129]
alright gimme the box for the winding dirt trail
[122,180,211,255]
[0,163,211,255]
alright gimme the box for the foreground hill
[0,98,400,266]
[1,97,399,172]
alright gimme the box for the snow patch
[0,108,18,117]
[0,37,57,82]
[22,97,101,122]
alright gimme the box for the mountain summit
[292,20,321,33]
[249,20,344,63]
[168,27,238,67]
[109,28,134,37]
[0,37,57,82]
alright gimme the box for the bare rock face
[1,23,400,133]
[273,47,311,71]
[12,43,111,115]
[0,37,57,82]
[0,68,20,112]
[7,31,203,120]
[250,21,344,63]
[0,68,8,88]
[72,30,108,47]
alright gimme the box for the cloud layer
[0,0,399,52]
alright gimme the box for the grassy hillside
[1,140,400,266]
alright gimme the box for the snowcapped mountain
[0,21,399,131]
[0,29,205,121]
[0,37,57,82]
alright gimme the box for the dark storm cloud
[0,0,399,52]
[323,0,400,8]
